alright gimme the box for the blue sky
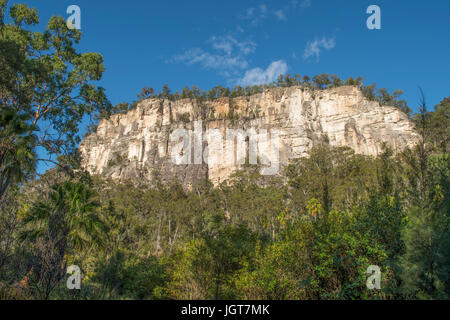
[14,0,450,172]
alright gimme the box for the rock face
[79,86,420,186]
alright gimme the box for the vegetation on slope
[0,0,449,300]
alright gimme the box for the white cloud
[274,9,287,21]
[291,0,311,9]
[303,37,336,62]
[242,4,268,25]
[243,1,311,24]
[238,60,288,86]
[211,35,256,56]
[300,0,311,8]
[236,25,245,33]
[171,35,256,75]
[173,48,249,71]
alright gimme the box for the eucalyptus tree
[0,0,111,183]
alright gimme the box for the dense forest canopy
[0,1,449,300]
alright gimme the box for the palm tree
[20,180,105,299]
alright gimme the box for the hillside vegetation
[0,0,449,300]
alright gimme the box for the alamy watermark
[366,5,381,30]
[66,265,81,290]
[366,265,381,290]
[66,5,81,30]
[170,120,280,176]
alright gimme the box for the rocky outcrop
[79,86,420,186]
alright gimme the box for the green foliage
[285,145,378,214]
[167,223,257,299]
[233,193,399,300]
[92,251,167,299]
[8,177,104,299]
[20,180,105,250]
[399,149,450,298]
[0,3,447,299]
[0,0,110,157]
[0,107,36,201]
[412,97,450,153]
[0,137,448,300]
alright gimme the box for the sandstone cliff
[79,86,420,186]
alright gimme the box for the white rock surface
[79,86,420,186]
